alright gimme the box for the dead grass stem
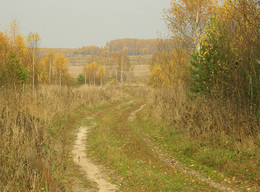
[0,84,121,191]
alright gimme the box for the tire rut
[129,104,241,192]
[72,120,117,192]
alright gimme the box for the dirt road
[72,120,117,192]
[70,90,245,191]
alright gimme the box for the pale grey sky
[0,0,170,48]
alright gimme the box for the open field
[39,48,77,57]
[68,65,84,77]
[68,64,150,82]
[39,48,151,82]
[132,64,150,82]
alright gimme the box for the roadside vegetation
[150,0,259,163]
[87,99,216,191]
[0,26,125,190]
[0,84,124,191]
[147,0,259,190]
[0,0,259,191]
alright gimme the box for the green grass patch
[132,108,259,191]
[87,102,216,191]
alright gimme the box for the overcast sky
[0,0,170,48]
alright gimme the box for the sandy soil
[72,122,117,192]
[128,104,146,121]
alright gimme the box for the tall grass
[0,85,121,191]
[149,83,259,151]
[147,83,259,185]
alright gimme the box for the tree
[164,0,219,51]
[149,35,189,87]
[8,20,20,46]
[83,64,90,85]
[150,64,168,87]
[39,50,54,84]
[189,1,259,113]
[39,55,50,84]
[217,0,259,113]
[14,34,30,67]
[89,62,98,85]
[97,66,105,87]
[0,22,30,87]
[100,51,109,78]
[77,74,84,85]
[149,49,188,87]
[27,32,40,91]
[111,52,131,82]
[0,31,9,71]
[47,50,54,83]
[0,51,27,86]
[54,53,69,88]
[189,15,236,94]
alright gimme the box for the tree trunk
[32,56,35,93]
[121,64,123,83]
[195,9,200,52]
[60,70,62,88]
[49,60,52,84]
[115,68,118,82]
[84,72,86,85]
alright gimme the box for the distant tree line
[75,38,176,56]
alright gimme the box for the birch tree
[54,53,68,88]
[164,0,219,51]
[97,66,105,87]
[27,32,40,91]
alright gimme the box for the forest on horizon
[75,38,175,56]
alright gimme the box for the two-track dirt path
[72,119,117,192]
[129,105,238,192]
[71,92,243,192]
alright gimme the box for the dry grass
[38,48,77,55]
[129,55,152,65]
[68,65,150,82]
[67,64,150,82]
[86,96,216,191]
[132,65,150,82]
[68,65,84,78]
[0,85,122,191]
[149,83,259,150]
[147,83,259,186]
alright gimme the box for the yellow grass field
[39,48,77,55]
[39,48,151,82]
[68,64,150,81]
